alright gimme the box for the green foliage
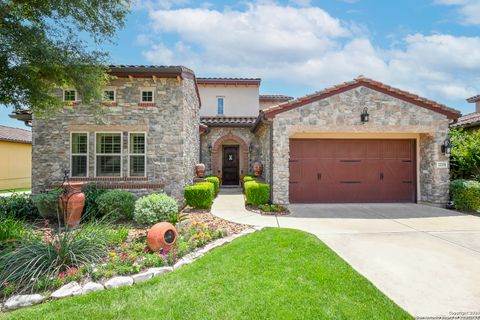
[184,182,214,209]
[0,216,38,251]
[450,179,480,212]
[166,211,188,226]
[205,176,220,195]
[79,223,129,247]
[31,188,63,219]
[133,193,178,225]
[0,193,38,220]
[450,128,480,181]
[244,181,270,205]
[96,190,136,221]
[243,175,254,183]
[0,0,130,114]
[82,184,108,221]
[258,204,287,213]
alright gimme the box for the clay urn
[253,161,264,177]
[147,222,178,252]
[59,182,85,228]
[195,163,206,178]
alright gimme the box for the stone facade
[32,76,199,202]
[270,86,451,205]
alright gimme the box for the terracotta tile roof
[262,76,461,120]
[197,78,261,86]
[451,112,480,128]
[260,94,293,101]
[467,95,480,103]
[200,116,258,127]
[0,125,32,143]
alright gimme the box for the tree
[450,128,480,181]
[0,0,130,115]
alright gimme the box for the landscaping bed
[245,204,290,216]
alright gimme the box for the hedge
[450,179,480,212]
[243,175,254,183]
[205,176,220,195]
[244,181,270,205]
[96,190,136,221]
[184,182,215,209]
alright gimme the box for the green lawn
[1,228,412,320]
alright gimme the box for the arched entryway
[211,133,249,185]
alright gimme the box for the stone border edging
[0,227,262,312]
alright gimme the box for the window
[95,133,122,177]
[129,133,146,177]
[217,97,224,115]
[104,90,115,102]
[64,90,77,102]
[141,90,154,102]
[71,133,88,177]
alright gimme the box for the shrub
[450,128,480,181]
[244,181,270,205]
[96,190,136,221]
[166,211,188,226]
[31,188,63,219]
[0,193,38,220]
[134,193,178,225]
[0,217,38,252]
[243,175,254,183]
[258,204,287,213]
[79,223,130,246]
[184,182,214,209]
[82,184,108,221]
[205,176,220,195]
[450,179,480,212]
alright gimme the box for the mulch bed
[245,205,290,216]
[182,207,250,235]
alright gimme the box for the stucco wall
[271,86,450,206]
[198,85,260,117]
[0,141,32,190]
[32,77,199,202]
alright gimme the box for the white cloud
[141,2,480,103]
[435,0,480,25]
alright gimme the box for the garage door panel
[289,139,416,203]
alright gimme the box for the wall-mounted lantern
[360,107,369,123]
[441,138,451,156]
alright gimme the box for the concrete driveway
[212,191,480,318]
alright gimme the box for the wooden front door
[222,146,240,185]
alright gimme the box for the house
[450,95,480,130]
[12,66,461,206]
[0,125,32,190]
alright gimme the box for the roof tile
[0,125,32,143]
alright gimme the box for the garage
[289,139,416,203]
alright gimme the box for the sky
[2,0,480,129]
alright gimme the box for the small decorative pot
[195,163,206,178]
[59,182,85,228]
[253,161,264,177]
[147,222,178,252]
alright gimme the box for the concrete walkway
[211,188,480,318]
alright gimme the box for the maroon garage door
[289,139,416,203]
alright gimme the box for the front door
[222,146,240,185]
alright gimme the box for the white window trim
[127,132,147,178]
[217,96,225,115]
[140,88,155,103]
[94,131,123,178]
[63,89,78,102]
[70,132,89,178]
[103,88,117,102]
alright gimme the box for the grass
[0,228,412,320]
[0,188,31,194]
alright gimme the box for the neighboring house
[12,67,460,206]
[0,125,32,190]
[450,95,480,130]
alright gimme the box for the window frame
[127,132,147,178]
[140,89,155,103]
[103,89,116,102]
[94,131,123,178]
[70,132,89,178]
[63,90,77,102]
[217,96,225,115]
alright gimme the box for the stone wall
[271,86,451,205]
[32,77,199,202]
[252,123,271,183]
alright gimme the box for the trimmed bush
[243,175,254,183]
[206,176,220,195]
[82,184,108,221]
[184,182,214,209]
[96,190,136,221]
[244,181,270,205]
[450,179,480,212]
[134,193,178,225]
[0,194,38,220]
[31,188,63,219]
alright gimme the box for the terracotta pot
[195,163,206,178]
[59,182,85,228]
[253,161,264,177]
[147,222,178,252]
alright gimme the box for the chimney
[477,101,480,113]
